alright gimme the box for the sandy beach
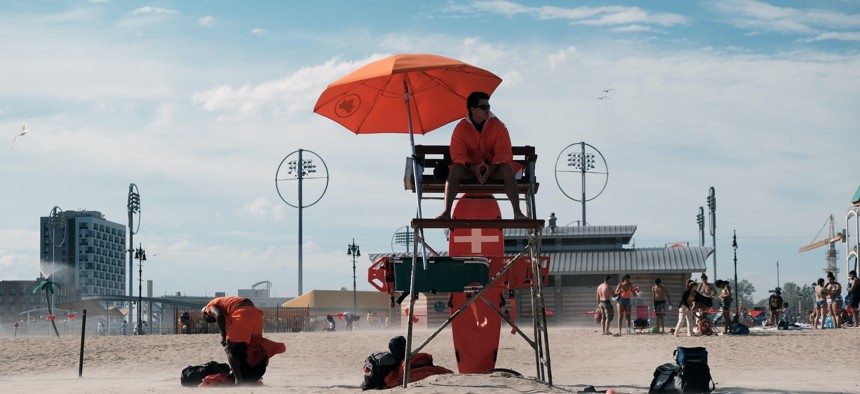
[2,323,856,394]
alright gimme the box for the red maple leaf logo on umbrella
[335,95,361,118]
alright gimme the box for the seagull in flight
[11,118,31,150]
[602,88,614,94]
[596,96,610,100]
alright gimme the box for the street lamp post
[134,244,146,335]
[732,230,738,318]
[347,239,360,315]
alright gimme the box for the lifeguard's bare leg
[438,164,467,219]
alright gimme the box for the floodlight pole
[275,149,328,298]
[298,149,304,296]
[127,184,141,328]
[707,187,717,279]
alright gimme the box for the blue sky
[1,1,859,302]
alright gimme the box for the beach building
[40,210,126,300]
[283,289,393,330]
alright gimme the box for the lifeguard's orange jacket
[205,296,263,344]
[450,114,513,167]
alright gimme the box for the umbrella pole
[402,84,431,388]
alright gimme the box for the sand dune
[2,324,857,393]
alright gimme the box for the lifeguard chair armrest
[404,145,539,194]
[412,218,544,230]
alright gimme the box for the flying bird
[11,118,31,150]
[602,89,614,94]
[596,96,610,100]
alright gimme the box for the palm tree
[34,277,61,337]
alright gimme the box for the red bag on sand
[383,353,453,388]
[199,372,233,387]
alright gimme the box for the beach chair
[633,305,650,333]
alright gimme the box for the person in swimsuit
[816,278,828,329]
[615,274,638,335]
[826,272,843,328]
[652,278,672,333]
[696,273,716,326]
[848,270,860,326]
[768,288,784,327]
[596,275,615,335]
[715,280,733,334]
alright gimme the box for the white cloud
[802,31,860,42]
[713,0,860,36]
[547,46,577,69]
[251,28,267,36]
[191,55,388,118]
[198,15,214,27]
[130,6,178,16]
[237,197,286,221]
[464,1,688,28]
[610,24,655,33]
[120,6,179,28]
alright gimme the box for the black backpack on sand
[361,351,399,390]
[180,361,231,387]
[673,347,715,393]
[649,362,682,393]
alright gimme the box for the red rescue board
[448,193,503,374]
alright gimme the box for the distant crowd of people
[593,271,860,336]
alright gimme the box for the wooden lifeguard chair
[396,144,552,387]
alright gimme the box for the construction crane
[799,214,846,275]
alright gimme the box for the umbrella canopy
[314,54,502,135]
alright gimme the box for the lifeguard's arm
[449,123,471,165]
[489,120,513,165]
[208,305,228,344]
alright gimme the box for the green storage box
[394,256,489,293]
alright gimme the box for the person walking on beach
[652,278,672,333]
[615,274,638,334]
[675,279,697,336]
[596,276,615,335]
[436,91,527,220]
[203,296,285,385]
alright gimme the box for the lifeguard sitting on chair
[436,91,526,220]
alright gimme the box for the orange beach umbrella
[314,53,502,136]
